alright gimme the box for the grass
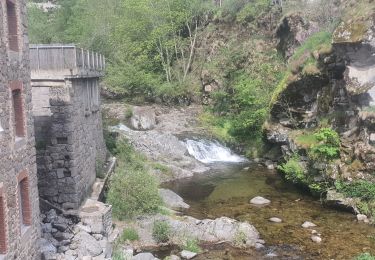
[119,227,139,242]
[294,133,318,149]
[183,238,201,253]
[152,220,171,243]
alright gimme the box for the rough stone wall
[33,78,106,210]
[0,0,41,259]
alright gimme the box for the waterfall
[184,139,247,164]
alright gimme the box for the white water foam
[185,139,247,164]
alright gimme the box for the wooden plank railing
[30,44,105,72]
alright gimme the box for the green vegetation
[309,128,340,161]
[354,253,375,260]
[294,132,318,149]
[183,238,201,253]
[107,139,162,220]
[236,0,270,24]
[112,250,126,260]
[277,154,305,184]
[119,227,140,242]
[335,181,375,201]
[152,220,171,243]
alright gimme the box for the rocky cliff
[265,0,375,218]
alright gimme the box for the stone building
[30,44,107,210]
[0,0,41,259]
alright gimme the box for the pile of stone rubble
[40,207,113,260]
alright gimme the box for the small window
[6,0,19,52]
[0,185,7,254]
[18,175,31,228]
[12,89,25,138]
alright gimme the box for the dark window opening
[12,89,25,138]
[6,0,19,52]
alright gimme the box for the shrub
[152,220,171,243]
[335,181,375,201]
[112,250,126,260]
[107,139,162,220]
[354,253,375,260]
[236,0,270,23]
[309,128,340,161]
[183,238,201,253]
[120,227,139,242]
[277,155,305,184]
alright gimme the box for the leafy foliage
[309,128,340,161]
[152,220,171,243]
[277,155,305,184]
[335,181,375,201]
[107,139,162,220]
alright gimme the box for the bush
[335,181,375,201]
[152,220,171,243]
[309,128,340,161]
[107,139,162,220]
[183,238,201,253]
[120,227,139,242]
[354,253,375,260]
[277,155,305,184]
[236,0,270,23]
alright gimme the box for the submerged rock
[159,189,190,210]
[250,196,271,205]
[311,235,322,243]
[269,217,282,223]
[357,214,369,223]
[302,221,317,228]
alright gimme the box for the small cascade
[184,139,247,164]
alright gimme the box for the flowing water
[163,139,375,259]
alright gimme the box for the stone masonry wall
[33,77,106,210]
[0,0,41,259]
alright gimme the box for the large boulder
[72,231,103,257]
[130,107,157,130]
[159,189,190,210]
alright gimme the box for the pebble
[250,196,271,205]
[269,217,282,223]
[311,235,322,243]
[302,221,317,228]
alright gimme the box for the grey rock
[57,246,69,253]
[250,196,271,205]
[357,214,369,223]
[132,252,158,260]
[168,255,181,260]
[40,238,57,254]
[311,235,322,243]
[159,189,190,210]
[53,223,68,232]
[72,231,103,257]
[180,250,197,259]
[130,107,156,131]
[42,223,53,233]
[302,221,317,228]
[42,251,58,260]
[75,223,92,234]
